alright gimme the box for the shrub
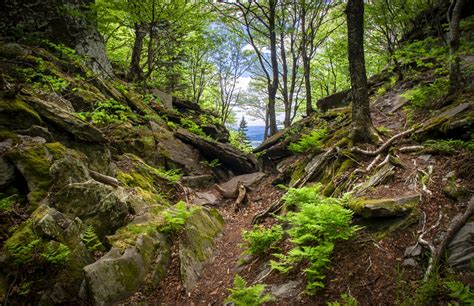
[271,184,360,294]
[180,117,207,137]
[288,127,328,154]
[225,274,273,306]
[76,98,137,125]
[242,224,284,255]
[81,225,105,252]
[445,281,474,305]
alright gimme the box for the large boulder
[348,194,421,218]
[217,172,266,198]
[179,207,224,292]
[0,155,15,189]
[53,180,129,238]
[83,232,170,305]
[448,221,474,271]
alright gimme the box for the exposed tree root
[351,128,416,156]
[399,145,424,153]
[234,182,248,212]
[89,170,119,187]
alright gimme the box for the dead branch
[89,170,119,187]
[417,212,443,282]
[351,128,416,156]
[252,199,283,224]
[234,182,248,212]
[399,145,424,153]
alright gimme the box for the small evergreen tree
[237,116,252,149]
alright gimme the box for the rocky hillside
[0,40,255,304]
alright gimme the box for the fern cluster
[159,201,196,234]
[242,224,284,255]
[424,138,474,154]
[445,281,474,305]
[401,78,448,109]
[40,242,71,264]
[225,274,272,306]
[81,225,105,252]
[76,98,137,125]
[288,126,328,154]
[271,184,359,294]
[180,117,207,138]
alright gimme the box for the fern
[225,274,273,306]
[242,224,284,255]
[159,201,195,234]
[288,127,328,154]
[40,242,71,264]
[81,225,105,252]
[272,184,360,294]
[445,281,474,305]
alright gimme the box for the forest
[0,0,473,305]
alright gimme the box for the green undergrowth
[81,225,105,252]
[423,138,474,154]
[225,274,273,306]
[159,201,197,234]
[242,224,284,256]
[289,125,328,154]
[180,117,208,138]
[76,98,138,125]
[263,184,359,295]
[401,78,449,110]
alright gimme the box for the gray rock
[448,221,474,271]
[270,280,302,299]
[389,95,409,113]
[192,191,220,206]
[84,232,170,305]
[53,181,129,237]
[181,174,215,189]
[348,194,421,218]
[404,244,422,257]
[218,172,266,198]
[179,207,224,292]
[16,125,54,142]
[402,258,418,268]
[354,163,395,195]
[0,43,29,58]
[0,156,15,189]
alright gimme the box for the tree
[214,0,279,138]
[238,116,252,147]
[346,0,374,143]
[447,0,465,95]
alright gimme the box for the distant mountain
[245,126,265,148]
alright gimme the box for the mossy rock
[179,206,224,292]
[348,194,421,218]
[0,95,43,130]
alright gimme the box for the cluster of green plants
[5,237,71,266]
[288,126,328,154]
[327,293,358,306]
[40,242,71,264]
[395,37,448,70]
[180,117,207,138]
[154,167,182,184]
[242,224,284,256]
[41,39,86,67]
[81,225,105,252]
[0,194,17,213]
[159,201,197,234]
[424,138,474,154]
[16,58,69,93]
[76,98,137,125]
[401,78,449,109]
[270,184,359,294]
[229,130,253,154]
[200,158,221,168]
[445,280,474,304]
[225,274,273,306]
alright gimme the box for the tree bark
[128,23,145,81]
[346,0,374,143]
[447,0,465,95]
[268,0,279,136]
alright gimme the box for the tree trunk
[447,0,465,95]
[302,52,313,115]
[129,23,145,81]
[268,0,279,137]
[346,0,373,143]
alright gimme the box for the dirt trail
[139,175,283,305]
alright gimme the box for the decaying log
[351,128,416,156]
[89,170,119,187]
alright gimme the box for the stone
[179,207,224,292]
[402,258,418,268]
[53,180,129,238]
[389,95,408,113]
[270,280,303,299]
[181,174,215,189]
[218,172,266,198]
[443,180,470,202]
[84,232,170,305]
[316,89,351,112]
[0,43,29,58]
[150,89,173,110]
[0,156,15,189]
[15,125,54,142]
[0,96,43,130]
[354,163,395,195]
[348,194,421,218]
[404,244,422,257]
[448,221,474,271]
[192,191,220,206]
[23,94,107,142]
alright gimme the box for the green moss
[290,161,306,186]
[0,129,20,142]
[0,97,43,129]
[322,159,355,197]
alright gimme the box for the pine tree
[238,117,251,146]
